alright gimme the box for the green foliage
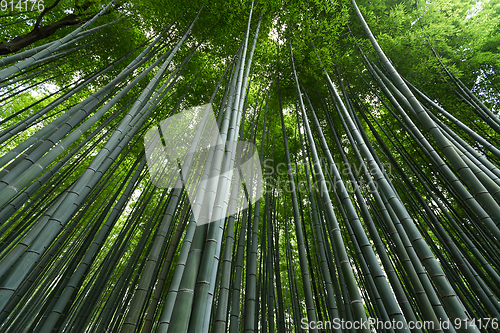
[1,0,500,331]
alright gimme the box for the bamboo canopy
[0,0,499,332]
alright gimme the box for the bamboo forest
[0,0,499,331]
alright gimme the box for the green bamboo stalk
[0,1,116,80]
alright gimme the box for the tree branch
[34,0,62,29]
[0,1,118,55]
[0,14,84,55]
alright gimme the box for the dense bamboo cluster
[0,0,499,332]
